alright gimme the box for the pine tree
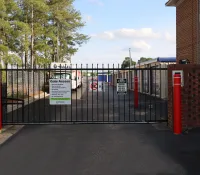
[0,0,89,67]
[47,0,90,62]
[0,0,27,65]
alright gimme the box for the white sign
[172,70,184,87]
[117,78,127,95]
[50,62,72,69]
[49,79,71,105]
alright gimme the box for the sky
[72,0,176,66]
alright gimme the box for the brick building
[166,0,200,64]
[166,0,200,131]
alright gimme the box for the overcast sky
[72,0,176,67]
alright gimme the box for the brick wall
[176,0,199,64]
[168,64,200,131]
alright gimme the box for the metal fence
[0,65,168,125]
[6,70,45,98]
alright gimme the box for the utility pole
[129,48,132,67]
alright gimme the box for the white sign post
[117,78,127,95]
[49,79,71,105]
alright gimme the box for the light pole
[129,48,131,67]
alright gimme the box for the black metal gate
[1,64,168,124]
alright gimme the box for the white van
[53,70,82,90]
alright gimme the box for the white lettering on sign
[49,79,71,105]
[117,78,127,95]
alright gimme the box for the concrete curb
[0,125,24,147]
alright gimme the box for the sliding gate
[1,64,168,124]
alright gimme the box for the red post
[173,73,182,135]
[134,76,138,108]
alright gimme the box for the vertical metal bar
[144,68,147,122]
[11,65,14,122]
[27,66,30,122]
[149,67,152,121]
[160,64,162,121]
[43,65,46,122]
[133,64,136,121]
[38,68,41,123]
[118,64,120,122]
[0,68,2,130]
[102,64,104,122]
[48,64,52,123]
[81,64,83,122]
[86,64,88,122]
[59,65,62,122]
[55,100,56,122]
[70,64,72,122]
[5,64,8,123]
[123,71,125,122]
[113,64,115,123]
[76,64,77,122]
[92,64,93,122]
[65,64,67,122]
[139,64,141,121]
[97,64,99,121]
[129,65,131,122]
[33,66,35,122]
[16,64,19,122]
[154,64,157,122]
[108,64,110,122]
[22,65,24,122]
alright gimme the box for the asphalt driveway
[0,124,199,175]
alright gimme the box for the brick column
[168,64,200,131]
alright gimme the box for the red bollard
[173,73,182,135]
[134,76,138,108]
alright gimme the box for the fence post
[173,73,181,134]
[134,76,138,108]
[0,70,2,133]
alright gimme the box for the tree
[46,0,90,63]
[0,0,24,66]
[137,57,153,64]
[121,57,136,68]
[0,0,89,67]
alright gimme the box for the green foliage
[121,57,136,68]
[0,0,89,66]
[138,57,153,63]
[3,54,22,66]
[0,63,6,83]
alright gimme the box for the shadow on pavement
[144,124,200,175]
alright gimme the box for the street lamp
[129,48,131,67]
